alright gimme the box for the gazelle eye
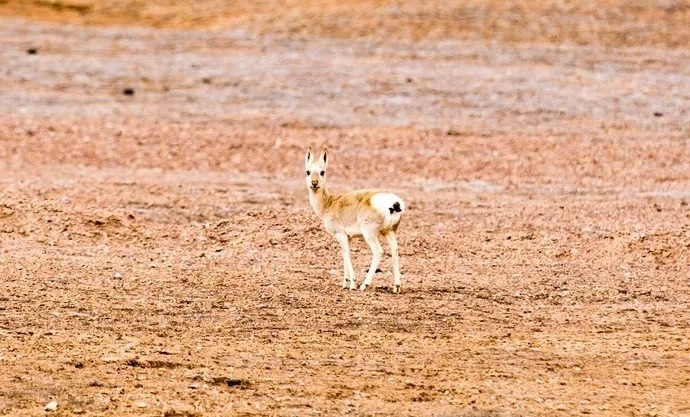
[320,171,325,176]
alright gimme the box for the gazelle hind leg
[335,233,356,289]
[341,264,349,289]
[385,231,401,293]
[360,230,383,291]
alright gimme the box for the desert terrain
[0,1,689,416]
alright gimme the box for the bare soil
[1,3,690,416]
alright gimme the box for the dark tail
[389,201,402,214]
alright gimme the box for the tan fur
[305,147,404,293]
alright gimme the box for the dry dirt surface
[1,2,690,416]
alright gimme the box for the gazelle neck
[308,186,330,217]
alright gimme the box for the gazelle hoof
[392,285,399,294]
[359,284,367,291]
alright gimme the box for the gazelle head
[305,147,328,192]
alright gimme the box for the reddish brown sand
[1,2,690,416]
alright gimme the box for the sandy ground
[1,3,690,416]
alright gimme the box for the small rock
[114,272,123,279]
[225,379,248,387]
[163,403,198,417]
[134,400,148,408]
[45,400,58,411]
[653,112,663,117]
[27,48,38,55]
[122,88,135,96]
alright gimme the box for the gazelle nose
[311,180,318,186]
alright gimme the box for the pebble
[134,400,148,408]
[163,403,197,416]
[45,400,58,411]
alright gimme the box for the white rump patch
[370,192,405,227]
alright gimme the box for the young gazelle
[305,147,405,293]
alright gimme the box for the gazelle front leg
[335,233,357,290]
[360,230,383,291]
[385,231,402,293]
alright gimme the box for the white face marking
[306,163,326,190]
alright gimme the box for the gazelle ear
[319,147,328,169]
[305,147,313,170]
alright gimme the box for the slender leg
[335,233,356,290]
[360,230,383,291]
[341,236,353,288]
[385,231,401,293]
[341,261,349,289]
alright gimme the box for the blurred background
[2,0,690,46]
[3,0,690,132]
